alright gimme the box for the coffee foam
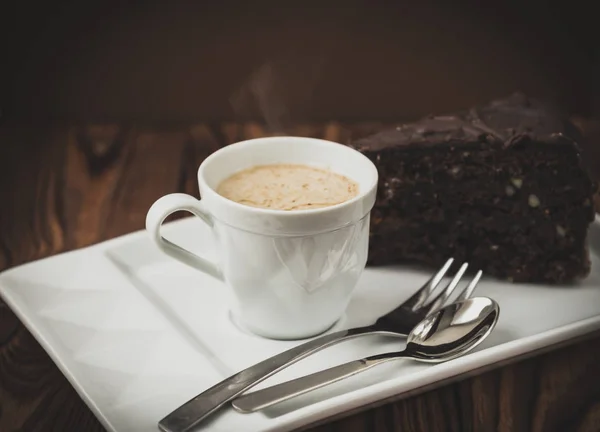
[216,164,359,211]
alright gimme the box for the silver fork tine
[454,270,482,302]
[425,262,469,315]
[409,258,454,310]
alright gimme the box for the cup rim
[197,136,379,217]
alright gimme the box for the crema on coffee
[216,164,359,210]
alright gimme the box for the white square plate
[2,217,600,432]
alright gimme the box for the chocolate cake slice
[351,93,596,283]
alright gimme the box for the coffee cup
[145,136,378,339]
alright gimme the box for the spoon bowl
[232,296,500,413]
[404,296,499,361]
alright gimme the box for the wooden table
[1,121,599,432]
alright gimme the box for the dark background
[1,0,599,125]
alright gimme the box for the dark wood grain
[1,122,599,432]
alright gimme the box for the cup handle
[145,193,223,281]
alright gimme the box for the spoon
[232,296,499,413]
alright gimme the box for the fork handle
[158,325,378,432]
[232,353,404,413]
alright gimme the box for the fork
[158,258,482,432]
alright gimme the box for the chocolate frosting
[352,93,581,151]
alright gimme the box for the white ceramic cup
[145,136,378,340]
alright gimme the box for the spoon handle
[231,352,404,413]
[158,326,380,432]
